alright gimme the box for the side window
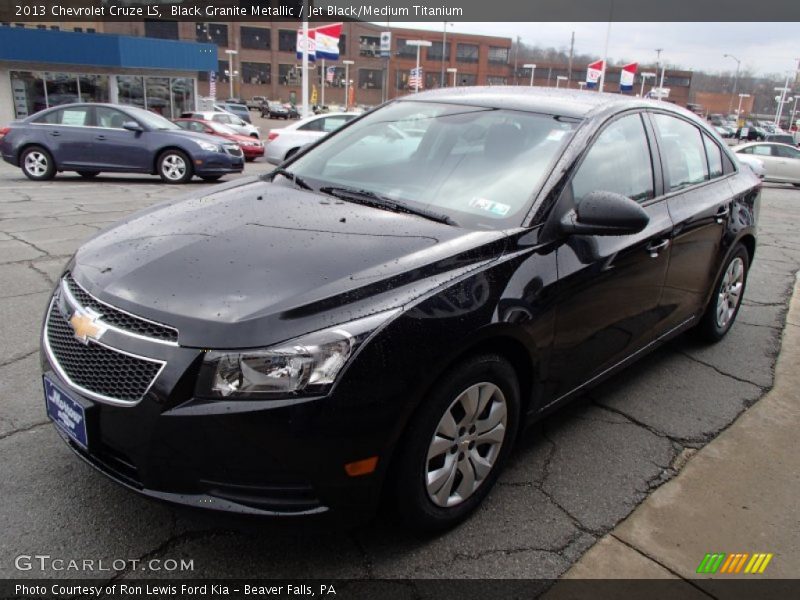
[95,107,128,129]
[737,147,753,155]
[56,107,90,127]
[321,116,348,132]
[213,114,231,124]
[653,114,708,191]
[751,145,772,157]
[773,145,800,159]
[572,113,654,203]
[702,133,723,178]
[298,119,323,132]
[33,110,62,124]
[175,121,190,130]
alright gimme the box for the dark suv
[0,103,244,183]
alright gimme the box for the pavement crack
[677,350,767,391]
[0,349,38,368]
[7,231,53,258]
[609,534,718,598]
[0,420,49,441]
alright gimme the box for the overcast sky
[383,22,800,76]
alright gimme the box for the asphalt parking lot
[1,156,799,582]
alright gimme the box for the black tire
[20,146,56,181]
[157,149,193,184]
[793,183,800,188]
[245,157,256,163]
[200,175,222,182]
[392,354,520,531]
[696,244,750,343]
[77,171,100,179]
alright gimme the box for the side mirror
[560,191,649,236]
[122,121,143,132]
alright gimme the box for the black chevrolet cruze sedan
[41,88,759,530]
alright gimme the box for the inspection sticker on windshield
[470,197,510,217]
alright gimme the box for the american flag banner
[409,67,423,90]
[326,66,336,83]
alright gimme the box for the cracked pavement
[1,161,798,582]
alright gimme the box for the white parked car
[265,112,357,164]
[734,142,800,186]
[180,110,260,139]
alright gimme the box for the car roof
[736,141,798,150]
[401,86,693,120]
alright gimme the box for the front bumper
[40,284,389,522]
[193,150,244,175]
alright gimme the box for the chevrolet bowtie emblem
[69,309,106,344]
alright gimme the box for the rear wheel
[157,150,193,184]
[77,171,100,178]
[696,244,749,342]
[21,146,56,181]
[392,354,519,531]
[793,183,800,188]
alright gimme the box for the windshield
[284,101,578,229]
[126,107,180,130]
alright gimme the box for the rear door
[549,111,674,398]
[771,144,800,182]
[33,106,95,168]
[651,112,734,329]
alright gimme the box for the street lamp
[224,49,238,100]
[774,73,793,126]
[639,72,656,97]
[523,63,536,86]
[406,40,432,93]
[342,60,354,110]
[556,75,568,88]
[723,54,741,115]
[446,67,458,87]
[736,93,751,123]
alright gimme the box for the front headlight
[196,140,221,153]
[198,309,399,399]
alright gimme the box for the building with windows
[0,26,215,123]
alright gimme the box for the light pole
[556,75,568,88]
[790,96,799,131]
[342,59,354,110]
[774,73,793,126]
[406,40,432,93]
[736,93,750,124]
[723,53,741,116]
[224,49,238,100]
[523,63,536,86]
[446,67,458,87]
[440,22,452,88]
[639,72,655,97]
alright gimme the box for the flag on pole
[620,63,638,92]
[314,23,342,60]
[296,29,316,62]
[586,60,604,89]
[409,67,423,89]
[326,66,336,83]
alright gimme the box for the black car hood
[71,180,506,348]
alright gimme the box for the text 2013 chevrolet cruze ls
[41,89,759,530]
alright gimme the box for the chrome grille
[224,144,243,157]
[64,274,178,343]
[45,301,164,404]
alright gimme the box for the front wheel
[157,150,193,184]
[21,146,56,181]
[392,354,520,531]
[696,244,750,342]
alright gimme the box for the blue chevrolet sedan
[0,103,244,183]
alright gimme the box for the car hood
[70,179,507,348]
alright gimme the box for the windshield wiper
[270,167,312,191]
[318,186,458,226]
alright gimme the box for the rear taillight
[267,132,279,141]
[0,127,10,140]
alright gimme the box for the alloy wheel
[425,382,508,508]
[716,256,745,329]
[24,151,48,177]
[161,154,187,181]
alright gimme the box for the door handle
[646,239,670,258]
[715,205,730,223]
[49,131,60,137]
[95,135,106,141]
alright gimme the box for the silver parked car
[733,142,800,186]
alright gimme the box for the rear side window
[653,114,708,191]
[60,107,91,126]
[572,113,654,203]
[33,110,61,124]
[773,145,800,159]
[702,133,723,178]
